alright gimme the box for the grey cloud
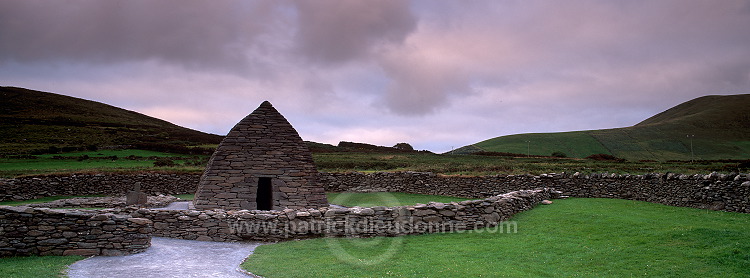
[379,51,471,115]
[375,0,750,115]
[292,0,417,65]
[2,0,750,152]
[0,0,277,71]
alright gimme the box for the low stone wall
[0,173,199,201]
[2,171,748,213]
[4,170,747,250]
[322,172,750,213]
[132,189,556,241]
[0,206,152,256]
[26,195,180,209]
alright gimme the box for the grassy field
[473,131,611,158]
[456,94,750,161]
[326,192,470,207]
[174,194,195,201]
[0,255,84,278]
[466,129,750,161]
[0,149,745,178]
[0,149,206,177]
[242,198,750,277]
[313,152,743,176]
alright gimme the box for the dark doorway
[257,177,273,210]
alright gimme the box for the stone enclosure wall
[25,195,180,209]
[2,171,749,213]
[131,189,555,241]
[0,173,199,202]
[1,171,748,251]
[321,172,750,213]
[0,206,152,256]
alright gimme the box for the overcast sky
[2,0,749,152]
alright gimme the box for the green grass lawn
[0,148,742,178]
[0,149,207,177]
[242,198,750,277]
[0,255,84,278]
[474,131,612,158]
[174,194,195,201]
[326,192,470,207]
[33,149,189,158]
[468,125,750,162]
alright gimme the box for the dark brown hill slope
[0,86,222,155]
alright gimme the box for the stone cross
[126,182,148,206]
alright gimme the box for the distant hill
[306,141,431,154]
[451,94,750,161]
[0,86,222,155]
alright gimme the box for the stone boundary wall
[3,171,749,213]
[0,206,152,256]
[0,173,200,201]
[321,172,750,213]
[131,189,556,241]
[26,195,180,209]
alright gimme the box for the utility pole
[526,141,530,157]
[687,135,694,163]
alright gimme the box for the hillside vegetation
[0,86,222,155]
[453,94,750,161]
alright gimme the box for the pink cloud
[2,0,749,152]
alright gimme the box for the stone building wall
[131,189,555,241]
[194,101,328,210]
[0,206,152,256]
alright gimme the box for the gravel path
[154,201,191,210]
[67,237,263,278]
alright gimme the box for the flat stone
[64,248,100,256]
[127,218,153,225]
[424,216,443,223]
[77,242,98,248]
[39,238,68,245]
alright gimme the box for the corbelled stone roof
[193,101,328,210]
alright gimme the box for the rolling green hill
[0,86,222,155]
[452,94,750,161]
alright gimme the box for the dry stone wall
[3,171,749,213]
[322,172,750,213]
[3,171,747,247]
[131,189,556,241]
[0,173,199,202]
[25,195,180,209]
[0,206,152,256]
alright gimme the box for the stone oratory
[193,101,328,210]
